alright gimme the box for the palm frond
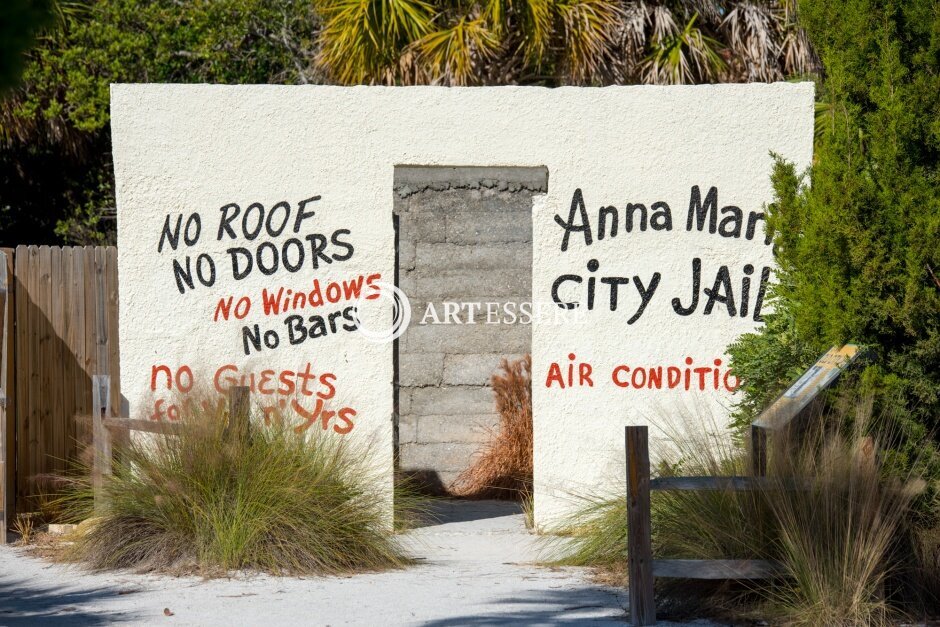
[643,13,725,85]
[314,0,436,84]
[555,0,623,84]
[721,2,781,82]
[649,4,679,42]
[814,100,832,141]
[413,16,500,85]
[520,0,556,64]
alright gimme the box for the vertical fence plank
[1,249,13,534]
[83,247,97,416]
[94,247,109,379]
[0,250,8,543]
[626,426,655,626]
[14,246,29,508]
[751,425,767,477]
[49,247,65,474]
[71,249,87,445]
[37,246,53,492]
[106,247,120,419]
[91,375,111,511]
[26,246,40,504]
[60,248,76,462]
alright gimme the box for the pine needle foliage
[728,0,940,478]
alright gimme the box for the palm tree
[312,0,819,86]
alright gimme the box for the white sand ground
[0,501,640,626]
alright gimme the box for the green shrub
[549,495,626,570]
[761,421,914,625]
[728,0,940,440]
[62,399,414,575]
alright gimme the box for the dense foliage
[313,0,815,86]
[729,0,940,439]
[0,0,53,92]
[0,0,317,245]
[555,402,936,623]
[1,0,817,246]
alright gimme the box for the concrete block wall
[394,167,546,490]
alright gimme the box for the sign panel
[753,344,863,430]
[111,84,815,526]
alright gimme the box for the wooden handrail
[102,417,181,435]
[91,379,251,511]
[653,559,781,580]
[650,476,767,491]
[625,425,796,626]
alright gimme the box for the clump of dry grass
[451,354,532,500]
[57,392,416,576]
[12,512,38,544]
[759,406,922,625]
[551,396,936,625]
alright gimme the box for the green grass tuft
[551,397,938,624]
[59,397,416,576]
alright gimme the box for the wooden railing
[625,425,780,626]
[625,345,867,624]
[90,375,250,509]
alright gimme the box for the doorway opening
[393,166,548,493]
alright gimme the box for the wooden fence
[625,425,778,625]
[0,246,120,539]
[1,251,10,543]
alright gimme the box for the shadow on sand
[413,499,524,528]
[0,575,141,626]
[420,587,627,625]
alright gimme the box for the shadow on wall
[398,469,449,497]
[0,575,139,625]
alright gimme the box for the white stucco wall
[111,84,814,526]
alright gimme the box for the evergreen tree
[730,0,940,442]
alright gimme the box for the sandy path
[0,501,629,626]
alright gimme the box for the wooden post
[750,425,767,477]
[227,385,250,442]
[626,426,655,626]
[0,250,7,544]
[92,375,112,511]
[0,393,5,544]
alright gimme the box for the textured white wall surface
[111,84,814,526]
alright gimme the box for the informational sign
[111,84,815,526]
[753,344,863,430]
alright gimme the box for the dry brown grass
[11,512,37,544]
[451,354,532,500]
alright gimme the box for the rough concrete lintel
[394,166,549,197]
